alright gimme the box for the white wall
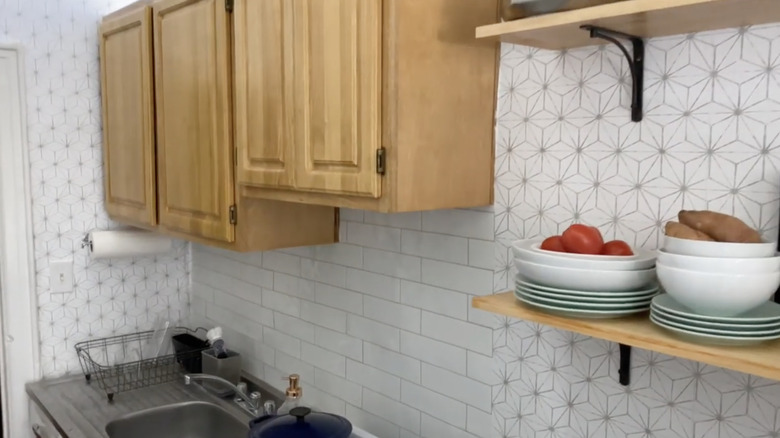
[193,23,780,438]
[0,0,190,376]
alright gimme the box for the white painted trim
[0,46,40,438]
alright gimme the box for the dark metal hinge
[229,205,237,225]
[376,147,386,175]
[225,0,234,13]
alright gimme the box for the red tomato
[561,224,604,254]
[602,240,634,256]
[540,236,566,252]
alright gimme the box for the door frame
[0,45,41,437]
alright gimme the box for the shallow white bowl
[512,240,656,271]
[663,235,776,258]
[514,259,657,292]
[656,264,780,317]
[657,250,780,274]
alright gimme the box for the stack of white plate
[651,294,780,345]
[512,240,659,318]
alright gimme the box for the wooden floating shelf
[477,0,780,50]
[473,292,780,382]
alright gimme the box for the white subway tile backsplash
[422,209,493,240]
[421,260,493,295]
[362,248,421,281]
[314,368,362,406]
[274,312,315,343]
[300,300,348,332]
[400,280,469,320]
[401,230,468,264]
[362,389,421,434]
[305,384,347,416]
[466,406,492,437]
[274,351,314,382]
[261,289,300,317]
[402,381,467,429]
[346,405,401,438]
[301,259,347,288]
[302,342,346,377]
[346,222,402,252]
[205,303,264,341]
[315,327,363,361]
[421,312,492,355]
[264,328,301,359]
[194,250,274,288]
[363,211,422,230]
[193,268,263,305]
[400,331,467,375]
[314,243,364,269]
[314,283,364,315]
[213,289,274,327]
[421,414,479,438]
[346,359,401,401]
[467,239,496,270]
[273,272,315,301]
[466,351,501,386]
[346,268,401,302]
[364,296,421,333]
[261,251,301,276]
[364,343,421,383]
[347,315,400,351]
[421,363,492,412]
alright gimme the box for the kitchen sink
[105,401,249,438]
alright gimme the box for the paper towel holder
[81,233,93,251]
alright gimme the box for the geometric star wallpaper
[0,0,190,377]
[492,25,780,438]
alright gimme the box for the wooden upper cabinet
[234,0,295,189]
[153,0,235,243]
[237,0,500,212]
[99,5,157,227]
[291,0,382,198]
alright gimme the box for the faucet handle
[250,391,262,401]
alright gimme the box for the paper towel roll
[86,230,173,259]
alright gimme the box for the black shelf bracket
[618,343,631,386]
[581,25,645,123]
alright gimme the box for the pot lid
[250,407,353,438]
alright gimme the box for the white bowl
[514,259,657,292]
[512,240,656,271]
[663,235,776,258]
[657,250,780,274]
[656,264,780,317]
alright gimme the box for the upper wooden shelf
[473,292,780,381]
[477,0,780,50]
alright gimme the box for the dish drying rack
[75,327,209,401]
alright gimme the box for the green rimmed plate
[650,308,780,336]
[652,294,780,324]
[514,289,649,319]
[515,275,659,298]
[517,288,654,309]
[650,313,780,346]
[516,285,659,303]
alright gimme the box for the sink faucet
[184,374,261,415]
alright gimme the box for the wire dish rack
[75,327,209,402]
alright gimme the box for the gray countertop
[27,374,278,438]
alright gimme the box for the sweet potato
[665,221,715,241]
[678,210,762,243]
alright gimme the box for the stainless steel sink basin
[105,401,249,438]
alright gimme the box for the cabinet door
[99,6,157,227]
[292,0,382,198]
[234,0,295,189]
[153,0,235,243]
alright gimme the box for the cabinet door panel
[100,6,156,226]
[153,0,234,242]
[234,0,295,189]
[292,0,382,198]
